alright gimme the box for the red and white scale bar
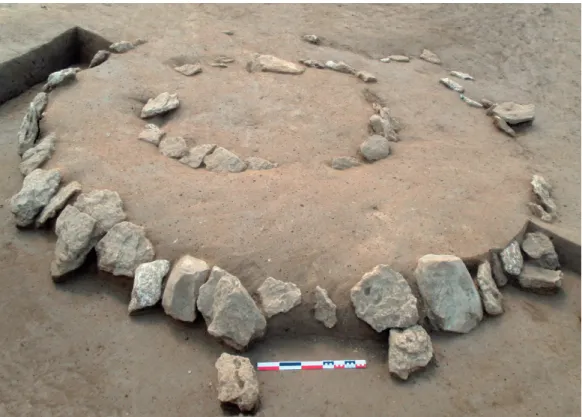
[257,360,367,371]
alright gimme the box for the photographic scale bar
[257,360,367,371]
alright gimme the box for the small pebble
[302,34,320,44]
[380,57,391,63]
[223,30,234,35]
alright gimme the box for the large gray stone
[492,102,535,125]
[331,156,361,170]
[500,240,523,276]
[246,157,278,170]
[518,264,563,293]
[350,265,418,332]
[360,135,391,162]
[10,168,61,227]
[415,254,483,333]
[36,181,82,227]
[246,54,305,74]
[179,144,217,168]
[388,325,433,380]
[204,147,247,173]
[420,49,441,65]
[162,255,210,322]
[32,92,48,116]
[128,260,171,314]
[138,123,165,146]
[197,267,266,350]
[314,286,337,328]
[476,261,503,316]
[95,221,155,277]
[140,92,180,118]
[50,205,97,281]
[17,103,39,156]
[73,190,126,237]
[215,353,260,413]
[489,250,508,287]
[159,136,188,159]
[43,67,79,91]
[257,277,302,318]
[89,50,110,68]
[531,175,557,216]
[521,232,560,270]
[19,133,56,176]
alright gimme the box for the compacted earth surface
[0,4,580,417]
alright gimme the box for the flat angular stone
[174,63,202,76]
[521,232,560,270]
[476,261,503,315]
[489,250,508,287]
[314,286,337,328]
[360,135,391,162]
[247,54,305,74]
[43,67,79,92]
[74,189,126,237]
[10,168,61,227]
[518,264,562,293]
[159,136,188,158]
[204,147,247,173]
[245,156,277,170]
[140,92,180,118]
[179,144,217,168]
[420,49,441,65]
[388,325,433,380]
[36,181,82,227]
[450,70,474,80]
[331,156,361,170]
[32,92,48,116]
[89,50,110,68]
[357,71,377,83]
[138,123,165,146]
[19,132,56,175]
[350,265,418,332]
[325,60,357,74]
[17,103,39,156]
[500,240,523,276]
[492,102,535,125]
[129,260,171,314]
[215,353,260,413]
[257,277,302,318]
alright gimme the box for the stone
[174,63,202,76]
[223,30,234,35]
[500,240,523,276]
[299,59,326,69]
[521,232,560,270]
[492,102,535,125]
[388,55,410,62]
[95,221,155,277]
[460,94,483,108]
[197,266,266,350]
[246,54,305,75]
[368,114,399,142]
[302,34,320,44]
[324,60,357,74]
[74,189,126,237]
[36,181,82,227]
[128,260,171,314]
[359,135,391,162]
[50,205,97,281]
[415,254,483,333]
[43,67,79,91]
[210,63,228,68]
[32,92,48,116]
[372,104,403,134]
[204,147,247,173]
[245,157,277,170]
[476,261,503,316]
[214,56,235,65]
[420,49,441,65]
[215,353,260,412]
[388,325,433,380]
[481,98,495,109]
[109,40,135,53]
[331,156,361,170]
[140,92,180,118]
[159,136,188,158]
[450,70,474,80]
[439,77,464,93]
[314,286,337,328]
[162,255,210,322]
[179,144,217,169]
[257,277,302,318]
[356,71,377,83]
[528,202,555,223]
[350,265,418,332]
[493,116,517,137]
[89,50,110,68]
[17,103,39,156]
[518,264,563,293]
[380,57,391,63]
[489,250,508,287]
[133,38,147,47]
[531,174,557,215]
[19,132,56,175]
[10,168,61,227]
[138,123,165,146]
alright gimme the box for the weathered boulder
[179,144,217,168]
[531,175,557,216]
[246,157,278,170]
[162,255,210,322]
[246,54,305,74]
[43,67,79,91]
[314,286,337,328]
[19,132,56,176]
[331,156,361,170]
[36,181,82,227]
[10,168,61,227]
[159,136,188,159]
[420,49,441,65]
[357,71,377,83]
[521,232,560,270]
[197,266,266,350]
[128,260,171,314]
[74,189,126,237]
[388,325,433,380]
[500,240,523,276]
[140,92,180,118]
[492,102,535,124]
[302,34,320,44]
[215,353,260,412]
[324,60,357,74]
[415,254,483,333]
[109,41,135,53]
[489,250,508,287]
[174,63,202,76]
[32,92,48,116]
[476,261,503,316]
[204,147,247,173]
[518,264,563,293]
[17,103,40,156]
[359,135,391,162]
[350,265,418,332]
[95,221,155,277]
[138,123,165,146]
[257,277,302,318]
[89,50,110,68]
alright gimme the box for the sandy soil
[0,4,579,417]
